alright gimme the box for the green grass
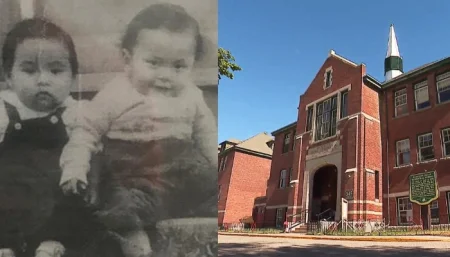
[219,228,284,234]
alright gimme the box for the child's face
[6,38,74,112]
[124,28,196,97]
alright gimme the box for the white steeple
[384,24,403,81]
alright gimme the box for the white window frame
[315,95,338,141]
[279,169,287,188]
[397,197,413,226]
[396,139,411,166]
[431,200,439,225]
[282,133,291,153]
[436,72,450,104]
[418,133,434,162]
[442,128,450,157]
[394,88,408,117]
[413,81,430,110]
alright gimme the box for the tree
[218,47,241,80]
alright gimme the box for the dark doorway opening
[310,165,338,221]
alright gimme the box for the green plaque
[409,171,439,205]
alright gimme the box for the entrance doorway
[310,165,338,221]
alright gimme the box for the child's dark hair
[1,18,78,77]
[121,3,204,61]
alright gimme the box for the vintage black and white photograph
[0,0,218,256]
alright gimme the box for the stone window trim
[417,132,435,162]
[442,128,450,157]
[436,72,450,104]
[413,80,430,111]
[323,67,333,89]
[394,88,408,117]
[395,138,411,167]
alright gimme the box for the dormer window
[324,68,333,89]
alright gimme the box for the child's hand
[61,178,87,196]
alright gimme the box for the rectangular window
[447,192,450,223]
[306,106,313,131]
[282,133,290,153]
[431,200,439,225]
[418,133,434,162]
[436,72,450,103]
[325,70,332,88]
[288,167,293,183]
[396,139,411,166]
[414,81,430,110]
[279,169,287,188]
[375,170,380,200]
[315,95,338,141]
[220,155,228,171]
[291,130,296,151]
[397,197,413,226]
[442,128,450,157]
[394,88,408,117]
[275,208,285,228]
[218,185,221,201]
[340,90,349,118]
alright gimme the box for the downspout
[384,90,391,225]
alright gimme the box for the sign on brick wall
[409,171,439,205]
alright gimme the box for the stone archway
[309,165,338,221]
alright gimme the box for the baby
[0,18,96,257]
[59,3,217,257]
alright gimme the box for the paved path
[219,235,450,256]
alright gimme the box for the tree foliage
[218,47,242,80]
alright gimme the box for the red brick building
[218,133,273,226]
[253,25,450,228]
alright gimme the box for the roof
[220,132,274,158]
[271,121,297,136]
[381,57,450,88]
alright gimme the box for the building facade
[254,25,450,228]
[218,133,273,226]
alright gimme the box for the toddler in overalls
[0,18,95,257]
[59,3,217,257]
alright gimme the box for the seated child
[0,18,96,257]
[59,3,217,257]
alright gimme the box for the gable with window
[282,133,291,153]
[414,81,430,110]
[396,139,411,166]
[436,72,450,103]
[279,169,287,188]
[306,106,314,131]
[394,88,408,117]
[397,197,412,225]
[315,95,338,141]
[418,133,434,162]
[442,128,450,157]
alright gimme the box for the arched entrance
[310,165,338,221]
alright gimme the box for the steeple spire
[384,24,403,81]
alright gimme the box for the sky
[218,0,450,143]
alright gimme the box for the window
[447,192,450,223]
[291,130,296,151]
[436,72,450,103]
[418,133,434,162]
[315,95,338,141]
[275,208,285,228]
[219,155,228,171]
[306,106,313,131]
[324,70,332,89]
[375,170,380,200]
[279,169,287,188]
[414,81,430,110]
[397,197,412,225]
[394,88,408,117]
[396,139,411,166]
[340,90,349,118]
[431,200,439,225]
[218,185,221,201]
[288,167,293,183]
[282,133,291,153]
[442,128,450,157]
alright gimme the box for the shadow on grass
[219,243,446,257]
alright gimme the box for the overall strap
[3,101,21,123]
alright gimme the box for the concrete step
[291,224,307,233]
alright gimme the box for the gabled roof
[220,132,274,158]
